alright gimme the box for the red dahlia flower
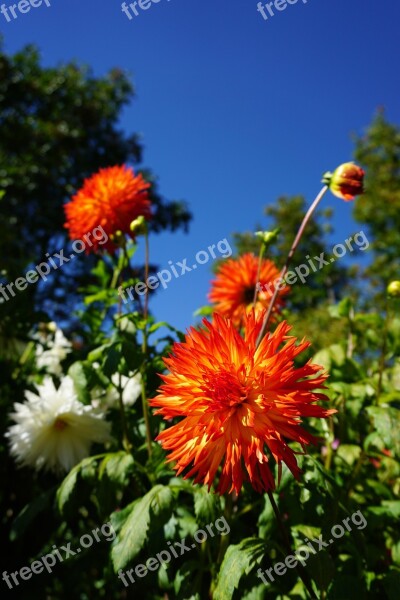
[208,253,288,328]
[64,165,151,253]
[151,311,335,495]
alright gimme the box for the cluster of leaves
[3,244,400,600]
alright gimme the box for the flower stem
[256,185,329,347]
[117,373,132,452]
[140,372,152,458]
[267,491,318,600]
[144,231,150,324]
[377,298,389,400]
[253,242,266,306]
[141,229,152,457]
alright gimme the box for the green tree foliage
[353,111,400,296]
[0,42,191,337]
[0,43,191,276]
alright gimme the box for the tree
[0,42,191,336]
[353,110,400,297]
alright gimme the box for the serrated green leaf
[193,486,219,525]
[99,452,135,486]
[111,484,175,571]
[56,456,99,514]
[213,538,266,600]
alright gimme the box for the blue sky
[2,0,400,330]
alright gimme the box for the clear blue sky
[2,0,400,330]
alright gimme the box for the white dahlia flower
[91,370,142,409]
[107,372,143,408]
[35,323,72,376]
[6,376,111,473]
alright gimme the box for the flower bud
[322,162,365,201]
[130,215,148,236]
[387,281,400,298]
[109,230,125,247]
[255,228,280,247]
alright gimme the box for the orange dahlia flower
[208,253,288,327]
[64,165,151,253]
[151,311,334,495]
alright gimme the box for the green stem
[267,491,318,600]
[377,298,389,400]
[346,307,355,359]
[256,185,329,347]
[144,231,150,324]
[117,373,132,452]
[323,417,335,471]
[253,242,266,306]
[141,230,152,457]
[140,371,152,458]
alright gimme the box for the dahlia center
[243,287,256,304]
[203,371,248,410]
[53,418,69,432]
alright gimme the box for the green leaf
[111,484,175,571]
[88,343,112,363]
[239,585,268,600]
[366,406,400,458]
[392,541,400,566]
[327,575,367,599]
[10,487,55,541]
[99,452,135,486]
[103,345,121,378]
[307,550,335,592]
[68,361,92,404]
[56,456,99,514]
[56,464,80,514]
[381,569,400,600]
[193,486,220,525]
[336,444,362,466]
[174,561,203,599]
[193,305,213,318]
[213,538,266,600]
[328,298,353,319]
[368,500,400,519]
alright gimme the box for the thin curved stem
[256,185,329,347]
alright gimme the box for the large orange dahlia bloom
[151,311,334,495]
[64,165,151,253]
[208,253,288,328]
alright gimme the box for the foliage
[353,110,400,299]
